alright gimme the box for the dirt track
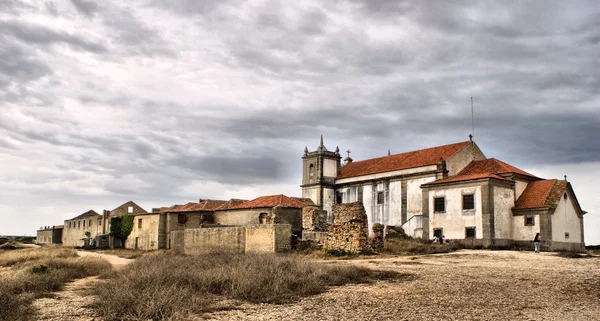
[206,250,600,321]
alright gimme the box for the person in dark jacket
[533,233,541,253]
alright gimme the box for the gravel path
[206,250,600,321]
[32,251,132,321]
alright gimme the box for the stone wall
[124,214,163,250]
[323,202,370,253]
[172,224,292,254]
[36,228,63,244]
[302,206,329,231]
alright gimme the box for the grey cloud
[70,0,99,17]
[0,20,107,53]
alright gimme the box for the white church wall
[552,193,582,243]
[493,186,515,239]
[323,159,337,177]
[323,188,335,223]
[407,176,436,219]
[302,187,318,207]
[429,186,483,240]
[515,180,529,200]
[362,184,373,234]
[389,180,402,226]
[512,214,539,241]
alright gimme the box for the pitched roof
[68,210,101,221]
[110,201,148,215]
[215,199,248,210]
[514,179,568,210]
[423,158,536,186]
[161,199,228,213]
[424,173,512,186]
[339,141,469,179]
[228,194,309,210]
[457,158,537,178]
[292,197,316,206]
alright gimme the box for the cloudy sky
[1,0,598,244]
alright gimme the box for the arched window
[309,164,315,182]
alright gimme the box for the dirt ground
[206,250,600,321]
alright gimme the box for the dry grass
[0,248,111,321]
[383,237,460,255]
[92,251,401,320]
[84,248,150,259]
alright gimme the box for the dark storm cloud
[0,20,107,53]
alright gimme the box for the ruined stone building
[36,225,63,244]
[302,136,586,251]
[62,210,103,247]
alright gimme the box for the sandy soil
[206,250,600,321]
[32,251,132,321]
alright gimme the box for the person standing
[533,233,541,253]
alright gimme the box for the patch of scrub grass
[0,248,111,321]
[92,251,404,320]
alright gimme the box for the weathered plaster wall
[407,176,436,218]
[302,186,319,207]
[493,186,514,239]
[552,194,582,244]
[445,142,486,176]
[388,180,402,226]
[124,214,162,250]
[512,214,540,241]
[362,184,373,233]
[515,180,529,200]
[429,186,483,239]
[323,188,335,222]
[323,158,338,177]
[62,215,103,247]
[215,208,302,233]
[36,229,62,244]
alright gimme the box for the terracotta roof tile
[514,179,567,210]
[458,158,537,178]
[215,199,248,210]
[339,141,469,179]
[161,199,228,213]
[229,194,309,210]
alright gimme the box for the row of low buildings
[38,136,588,252]
[37,196,314,250]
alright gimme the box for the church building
[301,136,586,251]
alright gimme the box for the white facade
[323,159,338,177]
[512,214,539,241]
[552,192,582,243]
[429,186,483,240]
[493,186,515,239]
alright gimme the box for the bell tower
[301,135,341,221]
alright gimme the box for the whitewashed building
[301,136,586,251]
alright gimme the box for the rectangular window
[377,191,384,205]
[466,227,476,238]
[433,228,443,238]
[88,219,92,227]
[434,197,445,213]
[82,220,85,228]
[524,216,535,226]
[462,194,475,210]
[98,219,102,226]
[128,206,134,213]
[78,221,81,228]
[138,218,142,229]
[564,232,570,239]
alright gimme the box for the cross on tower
[346,149,351,158]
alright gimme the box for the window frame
[138,218,142,230]
[462,194,475,211]
[433,197,446,213]
[465,227,476,238]
[524,216,535,226]
[377,191,384,205]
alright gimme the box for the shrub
[92,252,403,320]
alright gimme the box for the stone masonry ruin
[323,202,370,253]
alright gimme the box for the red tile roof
[161,199,228,213]
[424,158,536,186]
[228,194,309,210]
[215,199,248,210]
[458,158,537,178]
[339,141,469,179]
[514,179,567,210]
[424,173,512,185]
